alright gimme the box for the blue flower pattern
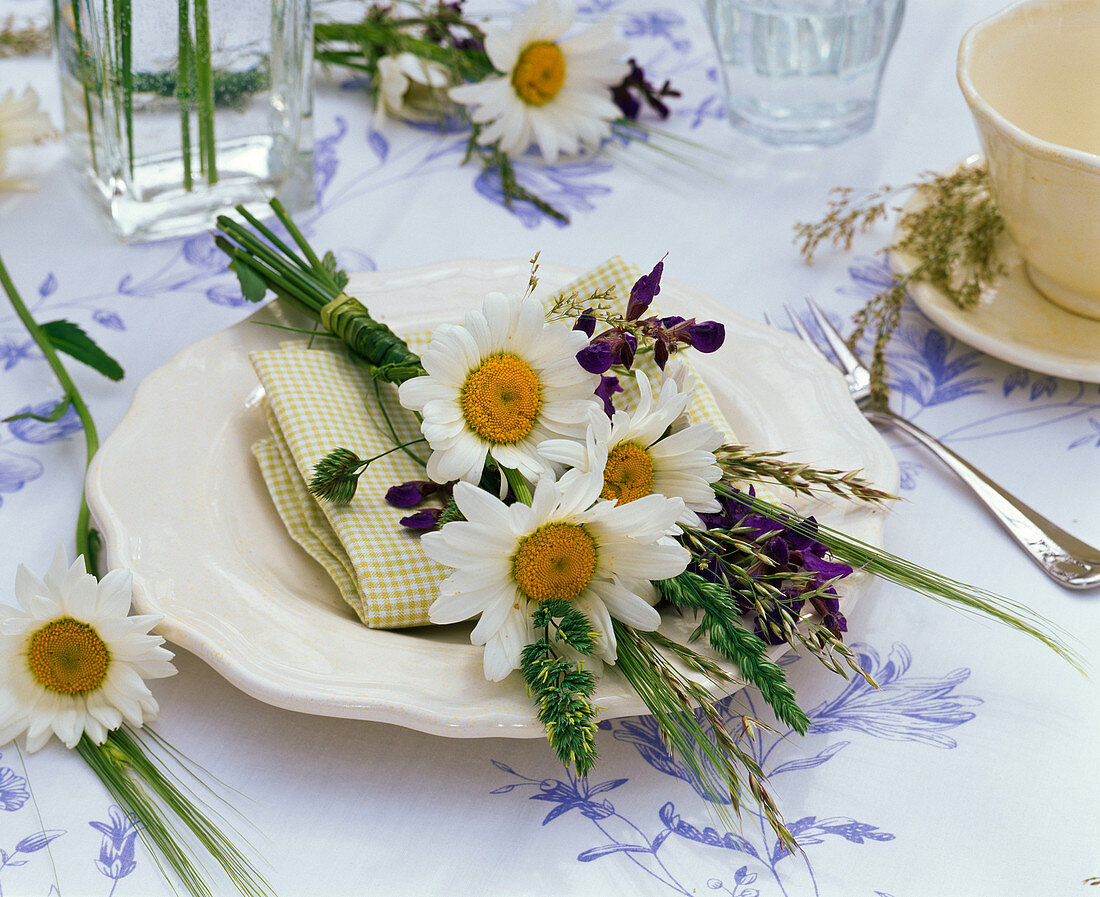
[494,642,980,894]
[90,806,139,894]
[0,747,139,897]
[834,255,1100,489]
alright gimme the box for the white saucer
[890,156,1100,384]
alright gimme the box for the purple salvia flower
[595,375,623,416]
[573,308,596,337]
[626,260,665,320]
[612,331,638,368]
[689,321,725,353]
[400,508,443,530]
[610,59,681,121]
[801,551,854,584]
[576,341,613,374]
[386,480,436,509]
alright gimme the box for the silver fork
[779,299,1100,590]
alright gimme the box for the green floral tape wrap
[320,294,426,384]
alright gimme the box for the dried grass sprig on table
[795,164,1006,403]
[0,16,49,58]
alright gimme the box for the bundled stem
[215,201,426,384]
[77,728,273,897]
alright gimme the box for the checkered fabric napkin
[251,258,737,629]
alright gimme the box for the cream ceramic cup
[958,0,1100,319]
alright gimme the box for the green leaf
[41,320,124,381]
[230,258,269,303]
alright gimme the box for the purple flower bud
[689,321,725,353]
[612,88,641,120]
[658,315,685,329]
[573,308,596,338]
[400,508,443,530]
[595,375,623,416]
[386,481,434,509]
[576,341,613,374]
[612,332,637,369]
[654,338,669,369]
[626,260,664,320]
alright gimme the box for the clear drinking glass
[705,0,905,147]
[55,0,313,241]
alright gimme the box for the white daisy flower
[376,53,454,123]
[0,547,175,752]
[398,291,602,485]
[448,0,628,162]
[422,475,689,681]
[540,369,724,527]
[0,87,54,191]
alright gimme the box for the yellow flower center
[460,352,542,445]
[601,442,655,505]
[27,617,110,696]
[512,41,567,106]
[513,523,598,602]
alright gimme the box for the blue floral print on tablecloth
[493,642,979,895]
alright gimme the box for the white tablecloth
[1,2,1098,895]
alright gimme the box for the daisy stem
[0,253,99,571]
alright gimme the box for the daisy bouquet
[216,203,1078,846]
[314,0,680,222]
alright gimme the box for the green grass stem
[722,487,1084,672]
[193,0,217,184]
[77,728,275,897]
[117,0,133,176]
[177,0,195,190]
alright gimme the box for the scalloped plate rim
[86,259,899,737]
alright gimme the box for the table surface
[1,2,1098,895]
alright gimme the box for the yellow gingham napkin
[251,259,737,629]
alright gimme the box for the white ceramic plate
[86,260,898,738]
[891,155,1100,384]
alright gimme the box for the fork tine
[804,298,865,376]
[782,306,831,363]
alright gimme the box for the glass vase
[55,0,313,241]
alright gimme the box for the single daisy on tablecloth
[0,87,54,192]
[448,0,628,162]
[0,547,175,751]
[540,367,724,527]
[422,474,689,680]
[376,52,454,123]
[398,291,602,484]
